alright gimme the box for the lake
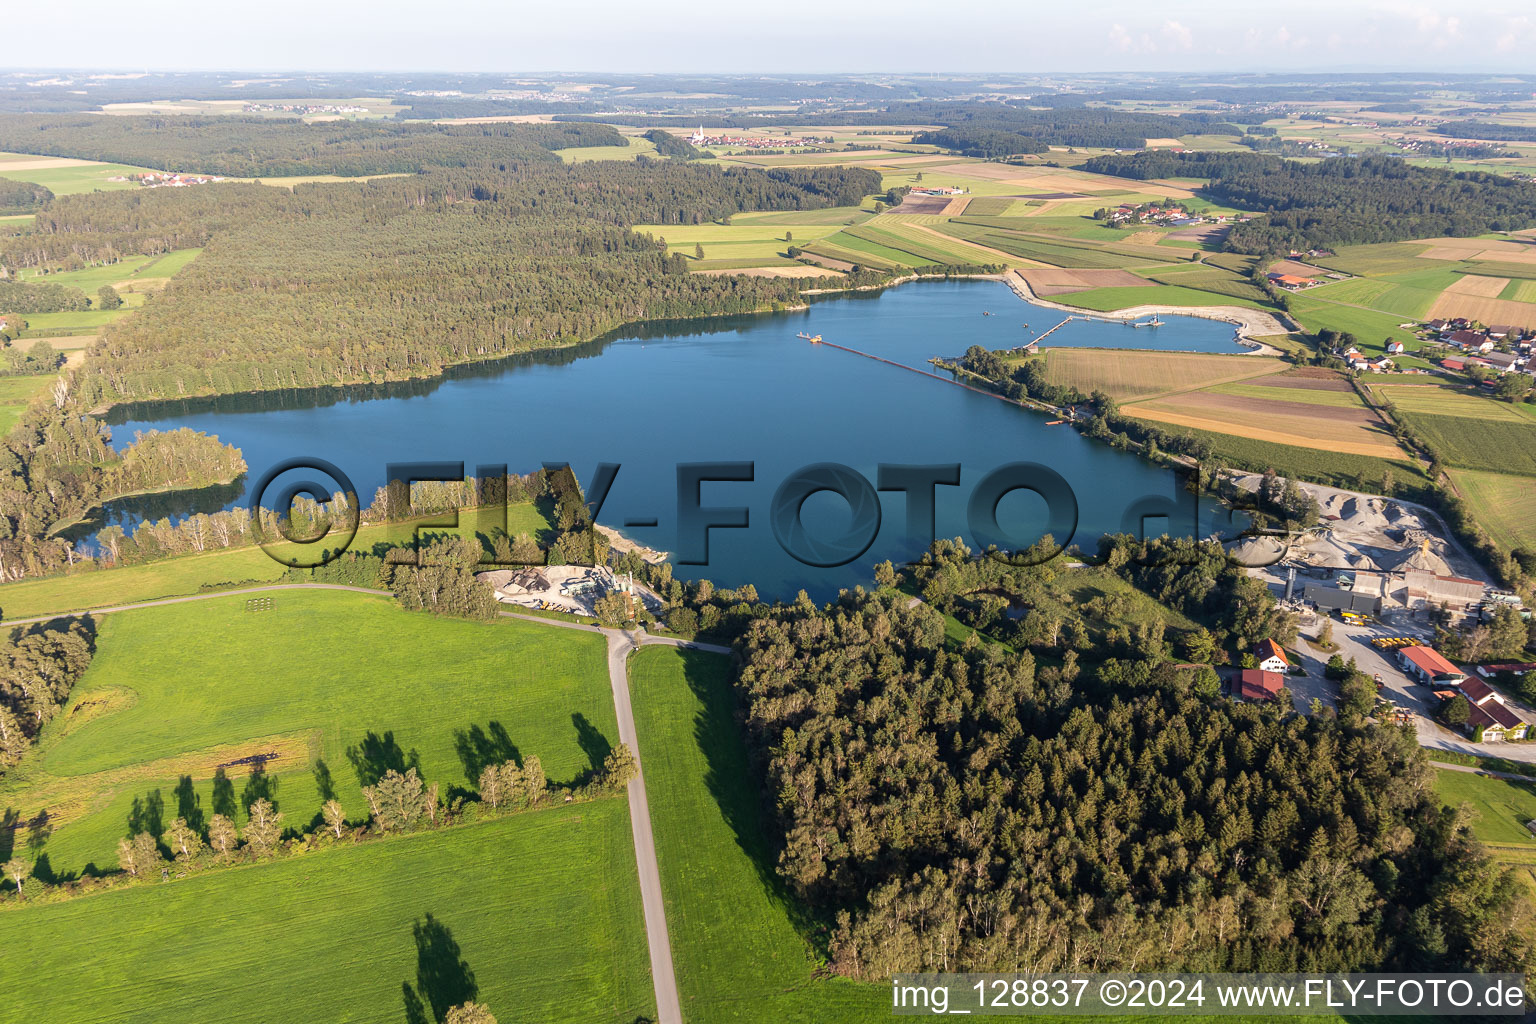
[91,280,1248,598]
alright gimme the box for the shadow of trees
[399,913,477,1024]
[679,649,824,942]
[174,775,204,833]
[127,788,165,838]
[241,766,279,813]
[452,721,519,785]
[572,712,611,774]
[347,729,420,788]
[212,767,237,818]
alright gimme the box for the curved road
[8,582,729,1024]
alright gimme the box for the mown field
[1036,348,1283,402]
[2,801,653,1024]
[1449,468,1536,554]
[2,587,614,876]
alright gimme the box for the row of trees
[6,738,638,904]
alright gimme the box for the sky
[10,0,1536,75]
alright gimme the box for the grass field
[1449,468,1536,553]
[0,373,54,435]
[2,587,616,877]
[557,136,658,162]
[629,646,887,1023]
[1369,381,1532,421]
[1037,348,1283,402]
[2,802,653,1024]
[1433,769,1536,846]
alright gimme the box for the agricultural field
[1448,468,1536,554]
[557,136,658,163]
[634,217,862,268]
[1035,348,1284,402]
[0,152,163,195]
[1122,369,1408,459]
[1,588,617,877]
[2,801,652,1024]
[1373,383,1536,475]
[628,646,887,1023]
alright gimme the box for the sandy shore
[1001,270,1292,356]
[596,524,668,564]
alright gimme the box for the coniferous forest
[1079,151,1536,252]
[737,556,1531,979]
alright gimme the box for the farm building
[1305,585,1382,617]
[1397,645,1465,686]
[1441,358,1466,371]
[1481,351,1520,371]
[1255,638,1289,674]
[1237,669,1284,701]
[1453,675,1531,742]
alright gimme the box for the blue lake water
[92,280,1247,598]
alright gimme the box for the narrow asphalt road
[606,630,682,1024]
[6,581,728,1024]
[1430,760,1536,783]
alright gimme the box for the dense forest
[911,128,1048,159]
[1435,121,1536,144]
[0,179,51,215]
[0,116,629,177]
[564,106,1244,148]
[1080,151,1536,252]
[642,129,705,160]
[735,575,1531,978]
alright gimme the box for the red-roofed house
[1453,676,1531,741]
[1398,645,1465,685]
[1237,669,1284,701]
[1255,638,1289,674]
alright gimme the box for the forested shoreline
[0,120,886,583]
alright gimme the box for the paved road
[6,582,726,1024]
[606,630,682,1024]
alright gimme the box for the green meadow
[2,587,615,877]
[1,801,653,1024]
[629,645,887,1023]
[0,500,550,621]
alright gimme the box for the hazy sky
[12,0,1536,74]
